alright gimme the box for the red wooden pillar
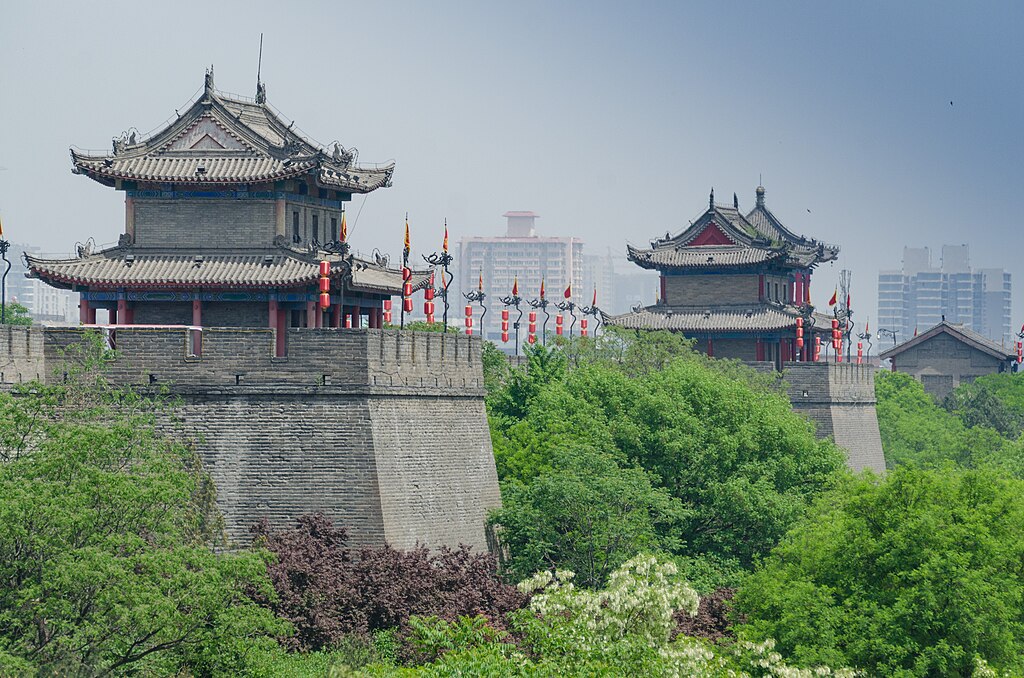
[276,305,287,357]
[353,305,362,329]
[706,338,714,357]
[660,276,667,304]
[758,275,765,301]
[306,300,316,328]
[755,339,765,362]
[331,304,341,328]
[80,299,93,325]
[268,299,278,330]
[367,305,378,329]
[192,299,202,327]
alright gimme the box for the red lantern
[465,305,473,317]
[528,334,536,344]
[501,331,509,343]
[796,337,804,349]
[345,315,352,328]
[465,305,473,336]
[319,292,330,309]
[319,261,330,276]
[529,311,537,323]
[580,318,588,337]
[501,309,509,321]
[555,314,564,336]
[857,341,863,365]
[319,277,330,293]
[403,298,414,313]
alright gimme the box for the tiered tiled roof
[24,246,430,296]
[70,69,393,193]
[627,187,838,272]
[611,304,804,332]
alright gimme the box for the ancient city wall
[784,362,886,473]
[1,325,498,549]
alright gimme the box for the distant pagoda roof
[627,187,839,272]
[608,303,834,334]
[70,67,393,193]
[25,244,430,296]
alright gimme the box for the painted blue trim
[127,190,349,209]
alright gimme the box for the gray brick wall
[0,326,47,385]
[889,333,1009,400]
[664,274,760,305]
[784,363,886,473]
[134,200,276,248]
[11,326,499,550]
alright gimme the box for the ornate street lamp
[579,288,602,338]
[463,272,488,337]
[422,221,454,331]
[527,279,550,345]
[857,324,874,360]
[556,297,577,338]
[0,222,10,324]
[499,279,523,356]
[876,328,898,347]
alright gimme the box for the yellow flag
[404,219,410,253]
[340,211,348,242]
[0,216,4,237]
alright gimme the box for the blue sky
[2,1,1022,327]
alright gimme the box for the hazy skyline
[2,1,1022,329]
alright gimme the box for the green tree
[943,373,1024,439]
[0,301,32,325]
[0,341,286,675]
[734,467,1024,675]
[490,448,685,587]
[488,334,845,572]
[876,371,1021,475]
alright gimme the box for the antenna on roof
[255,33,267,104]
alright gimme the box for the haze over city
[2,1,1022,324]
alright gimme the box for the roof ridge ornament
[204,65,215,98]
[756,185,766,207]
[709,188,714,209]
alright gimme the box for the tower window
[312,214,319,242]
[292,212,300,243]
[330,217,338,242]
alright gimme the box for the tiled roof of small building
[70,69,393,193]
[608,304,805,332]
[879,321,1017,361]
[24,247,429,295]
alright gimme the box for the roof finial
[204,64,215,96]
[255,34,266,104]
[755,184,766,208]
[709,187,715,209]
[733,192,739,210]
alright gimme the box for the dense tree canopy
[735,467,1024,675]
[486,331,846,584]
[0,301,32,326]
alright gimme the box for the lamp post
[857,328,874,360]
[0,236,10,325]
[422,235,454,331]
[876,328,898,347]
[556,298,577,338]
[527,289,551,345]
[499,285,523,356]
[464,276,487,337]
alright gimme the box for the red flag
[540,279,546,300]
[512,276,519,296]
[403,216,410,253]
[592,287,597,306]
[478,272,483,292]
[442,220,449,253]
[865,317,870,334]
[828,288,837,306]
[564,282,572,300]
[846,293,851,309]
[914,326,918,337]
[0,216,4,237]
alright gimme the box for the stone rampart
[783,362,886,473]
[1,325,500,549]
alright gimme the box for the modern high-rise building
[5,243,78,324]
[458,212,583,340]
[877,245,1012,345]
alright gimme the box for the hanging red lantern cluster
[402,268,413,313]
[580,318,589,337]
[464,305,473,335]
[795,317,804,357]
[318,260,331,310]
[831,318,842,362]
[501,308,510,343]
[383,299,393,325]
[528,311,537,344]
[814,335,822,362]
[1017,341,1022,364]
[857,341,864,364]
[555,314,564,336]
[424,272,435,324]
